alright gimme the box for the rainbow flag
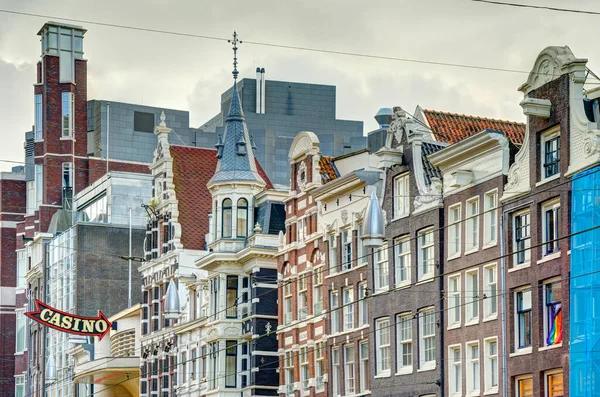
[547,303,563,346]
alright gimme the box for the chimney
[260,68,266,114]
[374,108,393,129]
[255,67,262,113]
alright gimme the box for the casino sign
[26,299,112,340]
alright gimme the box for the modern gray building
[198,70,365,186]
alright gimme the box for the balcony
[110,329,135,357]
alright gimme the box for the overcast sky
[1,0,600,171]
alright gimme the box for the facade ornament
[341,209,348,225]
[254,222,263,233]
[159,111,166,127]
[297,161,307,191]
[584,135,600,157]
[325,219,337,233]
[265,321,272,334]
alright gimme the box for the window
[343,287,354,331]
[222,199,232,238]
[225,341,237,387]
[329,234,338,273]
[297,218,306,242]
[449,345,461,396]
[134,111,155,133]
[542,200,560,256]
[226,276,238,318]
[484,190,498,245]
[16,310,26,353]
[516,288,532,349]
[62,162,72,188]
[394,236,411,287]
[466,341,480,394]
[331,348,340,396]
[331,290,340,333]
[61,92,74,137]
[542,131,560,179]
[484,338,498,393]
[448,274,461,327]
[393,174,410,218]
[342,229,352,271]
[313,268,323,315]
[419,308,436,369]
[513,211,531,265]
[358,282,368,326]
[344,344,356,395]
[15,375,25,397]
[359,342,369,392]
[374,243,389,291]
[418,229,435,281]
[396,313,413,373]
[300,346,309,390]
[516,376,533,397]
[544,281,563,346]
[35,164,43,208]
[35,94,42,140]
[448,204,462,258]
[466,269,479,323]
[17,250,26,289]
[357,222,366,265]
[180,351,188,385]
[466,197,479,252]
[545,371,564,397]
[483,264,498,319]
[375,317,391,375]
[284,351,294,395]
[190,348,197,381]
[315,342,325,391]
[298,274,308,321]
[237,198,248,237]
[283,280,292,325]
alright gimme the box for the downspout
[499,203,508,397]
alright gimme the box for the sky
[1,0,600,171]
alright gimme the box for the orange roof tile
[319,156,339,184]
[423,109,525,145]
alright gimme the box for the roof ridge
[423,108,525,126]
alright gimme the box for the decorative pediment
[289,131,320,160]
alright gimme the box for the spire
[208,31,265,187]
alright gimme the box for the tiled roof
[422,142,445,185]
[423,109,525,144]
[319,156,339,184]
[170,145,273,250]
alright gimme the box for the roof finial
[159,111,166,127]
[228,31,242,80]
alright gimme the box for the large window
[62,162,73,189]
[466,197,479,252]
[226,276,238,318]
[331,290,340,333]
[313,268,323,315]
[328,234,338,273]
[359,341,369,392]
[516,375,533,397]
[396,313,413,373]
[545,370,564,397]
[61,92,74,137]
[225,341,237,387]
[343,287,354,331]
[418,229,435,281]
[483,264,498,319]
[358,282,368,326]
[449,345,461,396]
[374,243,389,292]
[283,280,292,325]
[344,344,356,395]
[542,200,560,256]
[342,229,352,271]
[35,94,42,140]
[237,198,248,237]
[16,310,26,353]
[466,269,479,323]
[544,281,563,346]
[394,236,411,287]
[542,131,560,179]
[315,342,325,391]
[466,341,480,394]
[448,274,461,327]
[393,174,410,218]
[284,351,294,395]
[516,288,532,350]
[513,211,531,266]
[222,199,232,238]
[331,348,340,396]
[300,346,309,390]
[448,204,461,258]
[375,317,391,375]
[298,274,308,321]
[484,338,498,393]
[484,190,498,246]
[419,308,436,369]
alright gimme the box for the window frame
[465,269,479,324]
[313,268,323,315]
[393,173,410,219]
[418,307,436,370]
[328,233,338,273]
[61,92,74,137]
[358,282,368,326]
[375,317,391,376]
[342,286,354,331]
[236,198,248,238]
[297,274,308,321]
[448,344,462,396]
[417,229,435,281]
[315,342,325,391]
[483,189,498,247]
[15,310,27,354]
[283,279,293,325]
[396,313,413,374]
[448,274,461,328]
[513,210,531,266]
[466,340,480,395]
[341,228,352,271]
[515,287,533,351]
[222,198,233,238]
[465,196,480,253]
[541,199,560,257]
[483,264,498,319]
[34,94,43,140]
[544,369,564,397]
[359,341,369,392]
[448,203,462,259]
[541,128,560,180]
[543,279,562,347]
[374,243,389,292]
[484,337,499,394]
[330,289,340,334]
[394,236,411,287]
[516,374,533,397]
[225,340,237,388]
[331,347,340,396]
[300,346,309,391]
[344,344,356,395]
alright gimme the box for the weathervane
[228,31,242,80]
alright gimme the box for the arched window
[222,199,232,238]
[237,198,248,237]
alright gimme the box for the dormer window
[237,198,248,237]
[222,199,232,238]
[541,129,560,180]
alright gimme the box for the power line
[472,0,600,16]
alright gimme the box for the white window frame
[34,94,43,140]
[513,210,531,267]
[448,203,462,259]
[448,274,461,328]
[516,374,533,397]
[484,337,499,394]
[483,189,498,247]
[374,243,389,292]
[359,341,369,393]
[541,128,560,181]
[465,197,480,253]
[541,199,560,257]
[15,375,25,397]
[35,164,43,208]
[466,340,480,395]
[62,162,73,189]
[543,278,562,347]
[61,92,74,137]
[15,310,27,354]
[17,250,27,289]
[357,222,367,266]
[358,282,368,326]
[514,286,533,352]
[300,346,309,390]
[448,344,462,396]
[297,274,308,321]
[343,287,354,331]
[344,344,356,395]
[315,342,325,391]
[418,307,436,370]
[329,234,338,273]
[331,348,340,396]
[394,236,411,287]
[393,173,410,219]
[396,313,413,374]
[375,317,391,376]
[544,369,564,397]
[482,264,497,319]
[418,229,435,281]
[284,351,295,395]
[331,290,340,334]
[341,228,352,271]
[313,267,323,315]
[466,269,479,325]
[283,280,293,325]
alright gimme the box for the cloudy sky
[1,0,599,171]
